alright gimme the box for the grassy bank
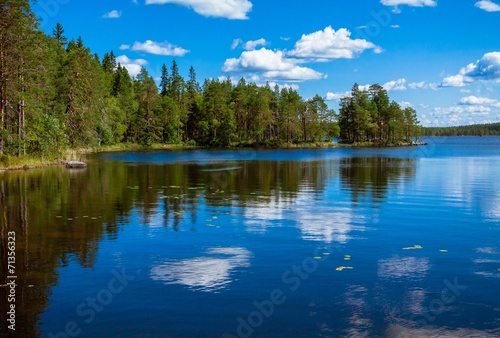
[0,143,203,171]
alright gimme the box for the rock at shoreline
[66,161,87,169]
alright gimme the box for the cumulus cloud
[145,0,253,19]
[441,52,500,87]
[381,0,436,9]
[116,55,148,77]
[423,104,500,127]
[383,78,407,91]
[231,38,268,51]
[124,40,189,56]
[102,10,122,18]
[381,0,436,13]
[243,38,268,51]
[326,91,351,101]
[475,0,500,12]
[459,95,500,107]
[287,26,382,61]
[222,48,325,82]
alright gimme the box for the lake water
[1,136,499,337]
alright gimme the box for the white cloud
[145,0,252,19]
[475,0,500,12]
[408,81,438,90]
[424,104,500,127]
[441,52,500,87]
[383,78,407,91]
[380,0,437,7]
[326,91,351,101]
[231,38,268,51]
[102,10,122,18]
[130,40,189,56]
[230,38,242,50]
[400,101,413,108]
[119,44,130,50]
[116,55,148,77]
[459,95,500,107]
[408,81,426,89]
[222,48,325,82]
[390,24,401,28]
[243,38,268,51]
[287,26,382,61]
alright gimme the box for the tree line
[1,0,421,160]
[422,122,500,136]
[338,84,420,143]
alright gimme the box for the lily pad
[344,257,351,261]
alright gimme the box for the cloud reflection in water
[150,247,251,292]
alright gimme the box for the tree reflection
[340,157,416,204]
[0,155,416,336]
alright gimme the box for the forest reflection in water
[0,155,417,337]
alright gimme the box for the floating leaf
[335,267,345,271]
[207,224,215,227]
[344,257,351,261]
[323,252,330,256]
[414,245,423,249]
[28,285,34,288]
[67,218,73,221]
[344,255,351,258]
[346,267,354,270]
[213,216,218,219]
[439,250,448,253]
[83,216,88,218]
[91,217,98,220]
[314,256,322,260]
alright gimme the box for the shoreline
[0,141,427,172]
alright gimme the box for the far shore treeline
[0,1,423,162]
[422,122,500,136]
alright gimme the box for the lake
[1,136,499,337]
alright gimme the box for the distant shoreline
[0,140,433,172]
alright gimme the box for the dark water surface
[1,137,499,337]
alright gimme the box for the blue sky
[32,0,500,127]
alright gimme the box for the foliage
[422,122,500,136]
[0,1,426,159]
